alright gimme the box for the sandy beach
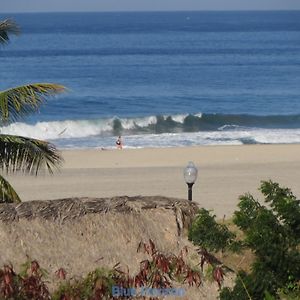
[7,144,300,218]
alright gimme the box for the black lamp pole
[187,182,194,201]
[184,161,198,202]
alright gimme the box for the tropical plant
[188,181,300,299]
[188,208,242,253]
[219,181,300,300]
[0,19,65,203]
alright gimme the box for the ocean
[0,11,300,149]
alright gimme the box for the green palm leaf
[0,19,19,44]
[0,134,63,175]
[0,174,21,203]
[0,83,66,123]
[0,19,66,203]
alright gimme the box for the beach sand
[7,144,300,218]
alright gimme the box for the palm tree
[0,19,66,203]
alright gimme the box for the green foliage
[0,174,21,203]
[260,181,300,239]
[52,267,116,300]
[188,208,241,252]
[189,181,300,300]
[0,135,63,175]
[0,19,66,203]
[220,180,300,300]
[0,19,19,44]
[277,275,300,300]
[0,83,65,124]
[220,271,252,300]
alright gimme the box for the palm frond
[0,174,21,203]
[0,83,66,123]
[0,19,20,44]
[0,134,63,175]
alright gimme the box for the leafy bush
[219,181,300,300]
[0,260,50,300]
[188,208,241,252]
[52,267,117,300]
[188,181,300,299]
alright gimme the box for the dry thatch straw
[0,197,233,299]
[0,196,198,234]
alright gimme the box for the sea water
[0,11,300,149]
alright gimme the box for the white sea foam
[1,119,110,140]
[1,117,300,149]
[121,116,157,129]
[0,114,193,140]
[52,128,300,149]
[166,114,188,123]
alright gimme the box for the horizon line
[1,8,300,14]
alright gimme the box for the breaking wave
[1,113,300,148]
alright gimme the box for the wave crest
[1,113,300,142]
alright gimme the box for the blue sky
[1,0,300,13]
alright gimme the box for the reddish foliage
[213,266,225,289]
[55,268,67,280]
[0,261,50,300]
[0,240,227,299]
[0,265,15,298]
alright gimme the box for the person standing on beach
[116,136,123,149]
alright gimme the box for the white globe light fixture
[184,161,198,201]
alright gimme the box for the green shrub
[277,275,300,300]
[188,208,241,253]
[52,267,116,300]
[220,181,300,300]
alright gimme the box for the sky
[1,0,300,13]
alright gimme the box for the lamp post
[184,161,198,201]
